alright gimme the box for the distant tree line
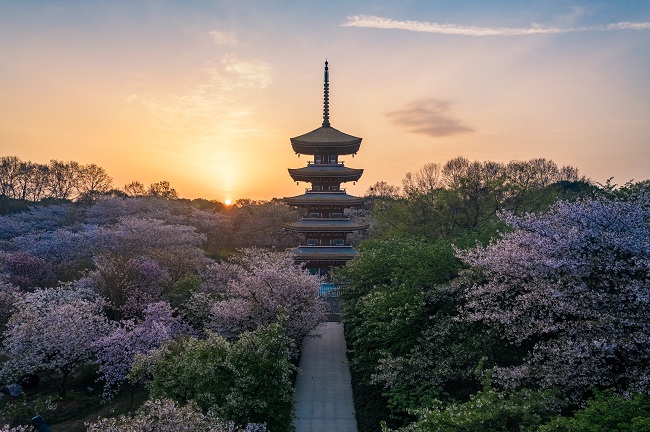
[0,156,186,213]
[363,156,591,239]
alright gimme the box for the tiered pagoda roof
[288,164,363,182]
[290,127,362,155]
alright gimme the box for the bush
[132,322,295,431]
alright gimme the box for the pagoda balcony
[307,161,345,166]
[298,241,352,246]
[284,217,370,233]
[290,245,359,262]
[305,188,346,193]
[284,190,365,206]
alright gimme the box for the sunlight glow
[225,198,232,205]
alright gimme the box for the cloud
[208,30,238,46]
[386,99,473,137]
[126,56,270,134]
[342,15,650,36]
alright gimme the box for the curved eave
[291,246,358,262]
[288,166,363,182]
[290,126,362,155]
[284,218,370,233]
[284,192,365,207]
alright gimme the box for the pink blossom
[94,301,192,400]
[458,198,650,401]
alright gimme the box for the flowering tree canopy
[203,248,326,355]
[458,198,650,400]
[86,398,267,432]
[94,301,193,400]
[0,281,20,334]
[99,217,208,282]
[1,284,110,396]
[91,253,170,318]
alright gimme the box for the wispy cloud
[208,30,238,46]
[387,99,473,137]
[126,56,270,134]
[342,15,650,36]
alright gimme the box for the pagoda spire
[322,60,330,127]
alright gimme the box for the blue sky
[1,1,649,200]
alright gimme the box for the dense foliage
[342,158,650,431]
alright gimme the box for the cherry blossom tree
[91,253,170,318]
[202,248,326,356]
[2,252,55,288]
[86,398,267,432]
[0,425,33,432]
[94,301,193,400]
[8,225,108,284]
[457,198,650,401]
[228,200,300,249]
[0,284,110,396]
[0,282,20,336]
[0,203,77,240]
[100,216,208,282]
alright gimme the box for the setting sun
[224,198,232,206]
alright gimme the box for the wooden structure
[284,61,368,277]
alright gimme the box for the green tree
[540,390,650,432]
[385,385,561,432]
[132,322,295,431]
[336,237,463,431]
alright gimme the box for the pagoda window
[315,155,322,164]
[332,212,342,218]
[332,239,345,246]
[307,238,319,245]
[330,155,338,164]
[309,212,321,218]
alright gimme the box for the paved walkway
[294,322,358,432]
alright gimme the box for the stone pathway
[294,322,358,432]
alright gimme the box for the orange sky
[1,2,649,201]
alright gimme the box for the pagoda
[284,61,368,277]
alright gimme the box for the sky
[1,1,649,201]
